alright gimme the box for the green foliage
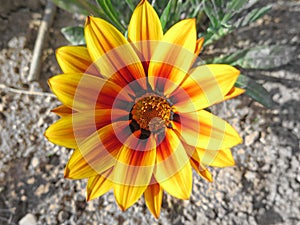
[51,0,98,16]
[202,0,272,46]
[156,0,204,31]
[207,45,296,70]
[61,26,85,45]
[95,0,126,32]
[235,75,276,109]
[53,0,284,108]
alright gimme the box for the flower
[45,0,244,218]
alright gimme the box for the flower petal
[144,182,163,218]
[170,64,240,112]
[148,19,197,95]
[84,16,146,87]
[86,168,114,201]
[128,0,163,60]
[172,110,242,150]
[51,105,74,117]
[190,158,213,182]
[44,110,114,149]
[56,46,100,76]
[154,130,192,199]
[223,87,245,101]
[64,122,128,179]
[114,134,156,210]
[162,18,196,51]
[195,148,235,167]
[194,37,205,56]
[48,73,130,112]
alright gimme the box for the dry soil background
[0,0,299,225]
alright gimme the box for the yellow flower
[45,0,244,218]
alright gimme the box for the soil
[0,0,299,224]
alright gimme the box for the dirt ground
[0,0,299,224]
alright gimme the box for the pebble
[19,213,37,225]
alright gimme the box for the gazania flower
[45,0,244,218]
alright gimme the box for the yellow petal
[84,16,146,87]
[190,158,213,182]
[223,87,245,101]
[114,185,147,211]
[148,19,197,95]
[113,134,156,186]
[191,37,205,66]
[144,182,163,218]
[44,110,113,149]
[196,148,235,167]
[64,122,128,179]
[86,168,114,201]
[170,64,240,112]
[48,73,129,111]
[51,105,74,117]
[113,134,156,210]
[128,0,163,60]
[64,148,98,179]
[194,37,205,56]
[56,46,100,76]
[162,18,196,52]
[154,130,192,199]
[172,110,242,150]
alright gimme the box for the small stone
[31,157,39,168]
[8,36,26,49]
[244,171,256,181]
[245,131,259,146]
[19,213,37,225]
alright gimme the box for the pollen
[132,96,172,132]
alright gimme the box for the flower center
[132,96,172,132]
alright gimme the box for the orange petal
[84,16,146,88]
[56,46,100,76]
[48,73,130,112]
[191,37,205,66]
[170,64,240,112]
[144,182,163,218]
[154,130,192,199]
[44,110,114,149]
[172,110,242,150]
[148,19,197,95]
[64,122,128,179]
[51,105,74,117]
[190,158,213,182]
[194,37,205,56]
[86,168,114,201]
[128,0,163,60]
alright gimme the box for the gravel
[0,0,299,224]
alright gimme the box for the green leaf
[160,0,173,30]
[203,1,220,28]
[95,0,126,33]
[227,0,248,12]
[61,26,86,45]
[124,0,135,11]
[235,74,276,108]
[52,0,98,16]
[236,45,296,69]
[235,5,272,27]
[207,45,296,69]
